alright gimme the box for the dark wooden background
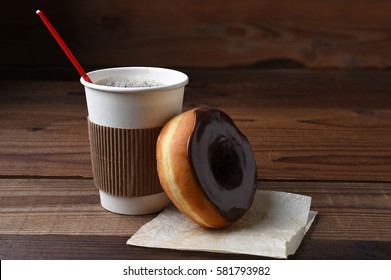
[2,0,391,78]
[1,0,391,260]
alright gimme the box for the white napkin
[127,190,317,259]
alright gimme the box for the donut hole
[208,136,243,189]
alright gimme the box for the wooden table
[0,69,390,259]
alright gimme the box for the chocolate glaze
[187,107,257,222]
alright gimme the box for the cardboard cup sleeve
[88,119,163,197]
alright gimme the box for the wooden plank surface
[1,70,391,181]
[0,179,389,259]
[0,235,389,260]
[3,0,391,70]
[0,179,389,241]
[0,69,390,259]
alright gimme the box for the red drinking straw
[36,10,92,83]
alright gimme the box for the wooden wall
[3,0,391,73]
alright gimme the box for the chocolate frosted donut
[188,107,257,222]
[156,107,257,228]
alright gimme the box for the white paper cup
[81,67,188,215]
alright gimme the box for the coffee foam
[97,77,165,88]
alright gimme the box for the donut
[156,107,257,228]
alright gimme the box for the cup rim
[80,66,189,93]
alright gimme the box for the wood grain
[1,70,391,181]
[3,0,391,70]
[0,179,389,242]
[1,70,390,259]
[0,179,152,236]
[0,235,389,259]
[0,179,389,259]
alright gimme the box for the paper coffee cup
[81,67,188,215]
